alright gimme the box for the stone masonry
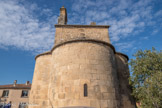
[29,6,136,108]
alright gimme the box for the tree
[129,47,162,108]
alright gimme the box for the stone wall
[115,54,136,108]
[29,55,51,108]
[54,25,110,46]
[48,42,120,108]
[29,24,136,108]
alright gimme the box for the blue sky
[0,0,161,85]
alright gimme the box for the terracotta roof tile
[0,84,31,89]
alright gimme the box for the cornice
[35,39,128,61]
[55,24,110,28]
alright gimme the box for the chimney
[26,81,30,85]
[13,80,17,86]
[58,6,67,25]
[90,22,96,25]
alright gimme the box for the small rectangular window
[21,90,28,97]
[19,102,27,108]
[2,90,9,97]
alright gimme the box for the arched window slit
[84,84,88,97]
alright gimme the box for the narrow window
[2,90,9,97]
[84,84,88,97]
[21,90,28,97]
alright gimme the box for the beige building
[0,80,31,108]
[29,7,136,108]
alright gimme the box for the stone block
[66,93,74,99]
[100,86,108,92]
[91,80,98,86]
[84,69,92,74]
[74,93,80,99]
[89,59,98,64]
[58,93,65,99]
[107,88,115,93]
[101,100,108,107]
[96,92,102,99]
[107,99,114,108]
[92,74,100,80]
[103,93,116,100]
[100,74,108,80]
[91,69,98,74]
[94,85,100,92]
[90,100,95,106]
[65,87,70,92]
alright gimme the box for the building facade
[0,80,31,108]
[29,7,136,108]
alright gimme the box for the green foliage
[129,47,162,108]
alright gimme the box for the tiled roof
[0,84,31,89]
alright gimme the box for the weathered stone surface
[29,55,51,108]
[29,7,136,108]
[58,93,65,99]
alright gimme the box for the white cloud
[152,29,159,35]
[70,0,160,51]
[140,36,149,40]
[71,0,155,42]
[0,0,160,53]
[155,10,162,17]
[115,41,135,52]
[0,0,57,54]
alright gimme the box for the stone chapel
[29,6,136,108]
